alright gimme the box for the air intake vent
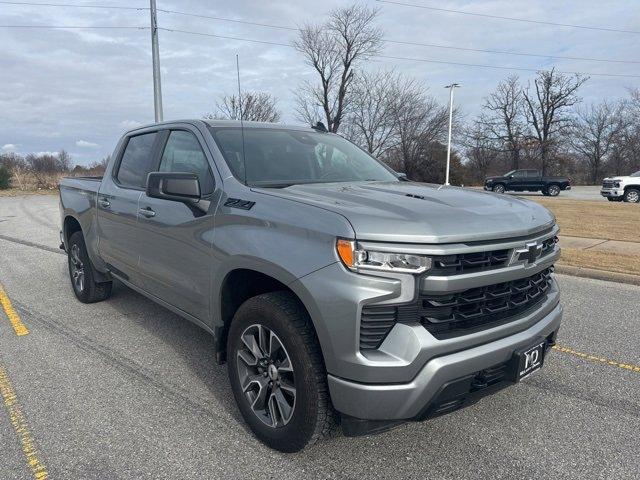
[359,305,397,350]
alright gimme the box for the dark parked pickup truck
[484,169,571,196]
[59,120,562,452]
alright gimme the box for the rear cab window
[116,132,158,189]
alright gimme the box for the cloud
[75,140,99,148]
[2,144,19,152]
[118,120,142,129]
[1,0,638,165]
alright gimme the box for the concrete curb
[555,264,640,286]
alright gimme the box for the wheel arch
[63,215,83,245]
[214,265,326,366]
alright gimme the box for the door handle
[98,198,111,208]
[138,207,156,218]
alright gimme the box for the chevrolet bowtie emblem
[511,242,543,267]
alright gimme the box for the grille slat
[419,268,553,339]
[359,267,554,349]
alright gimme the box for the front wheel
[227,292,336,452]
[67,231,112,303]
[624,188,640,203]
[547,184,561,196]
[492,184,505,194]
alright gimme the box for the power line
[0,25,147,29]
[3,1,639,65]
[384,39,640,65]
[375,0,640,35]
[154,9,640,66]
[160,27,640,79]
[0,1,146,10]
[156,8,297,31]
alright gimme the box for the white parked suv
[600,171,640,203]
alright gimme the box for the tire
[492,184,505,194]
[67,231,112,303]
[542,188,550,196]
[607,197,616,202]
[547,184,560,196]
[623,188,640,203]
[227,291,336,452]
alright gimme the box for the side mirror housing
[146,172,201,202]
[396,172,408,181]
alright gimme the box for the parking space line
[0,282,29,336]
[0,365,48,480]
[553,345,640,373]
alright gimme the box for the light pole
[444,83,459,186]
[150,0,163,122]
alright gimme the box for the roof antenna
[236,54,248,185]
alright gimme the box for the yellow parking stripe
[0,282,29,336]
[553,345,640,373]
[0,365,48,480]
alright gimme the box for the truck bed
[59,176,102,194]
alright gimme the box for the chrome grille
[602,180,615,188]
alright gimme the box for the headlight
[486,179,493,184]
[336,239,432,274]
[614,181,620,188]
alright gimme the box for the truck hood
[256,181,555,243]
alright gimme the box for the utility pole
[444,83,459,186]
[149,0,163,122]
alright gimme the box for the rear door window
[116,132,158,188]
[158,130,215,195]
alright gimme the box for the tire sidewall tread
[67,231,112,303]
[227,291,336,452]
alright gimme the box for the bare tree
[571,101,625,183]
[206,92,281,123]
[294,4,383,132]
[343,70,400,156]
[462,123,500,182]
[522,68,588,174]
[386,79,450,180]
[478,75,525,170]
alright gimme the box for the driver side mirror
[508,175,514,179]
[396,172,408,181]
[146,172,201,202]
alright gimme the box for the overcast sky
[1,0,639,165]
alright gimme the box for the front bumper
[328,299,562,422]
[600,188,621,198]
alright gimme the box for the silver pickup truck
[59,120,562,452]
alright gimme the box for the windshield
[208,127,398,187]
[631,171,640,177]
[503,170,516,177]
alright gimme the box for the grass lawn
[532,198,640,243]
[531,198,640,276]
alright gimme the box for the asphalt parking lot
[0,194,639,479]
[481,185,605,201]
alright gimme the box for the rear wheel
[67,231,112,303]
[547,184,561,196]
[623,188,640,203]
[492,184,505,194]
[227,291,336,452]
